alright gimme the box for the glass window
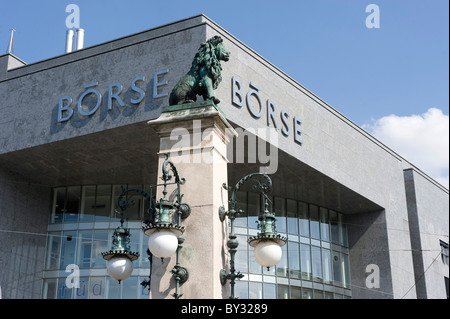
[332,251,342,287]
[309,205,320,240]
[262,262,276,276]
[95,185,112,221]
[142,186,155,224]
[311,246,323,282]
[341,253,350,289]
[441,241,449,266]
[129,229,141,258]
[122,277,138,299]
[80,186,96,222]
[445,277,449,299]
[60,230,77,269]
[249,243,262,274]
[45,232,61,270]
[247,192,259,229]
[249,282,263,299]
[330,210,339,244]
[324,291,334,299]
[42,279,57,299]
[112,185,144,222]
[277,284,289,299]
[276,242,288,278]
[76,230,93,268]
[322,248,333,284]
[235,191,248,228]
[111,185,122,222]
[50,188,65,224]
[124,185,142,221]
[313,290,324,299]
[139,249,151,269]
[290,286,301,299]
[300,244,311,281]
[288,241,300,279]
[89,277,106,299]
[302,287,313,299]
[57,278,73,299]
[287,199,298,235]
[236,234,249,273]
[91,230,109,268]
[234,280,249,299]
[107,277,121,299]
[65,186,81,223]
[298,202,309,237]
[339,213,348,247]
[74,277,89,299]
[320,207,330,242]
[263,283,276,299]
[274,197,286,233]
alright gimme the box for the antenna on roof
[6,28,15,54]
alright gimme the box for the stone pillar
[147,101,237,299]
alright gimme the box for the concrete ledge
[150,101,237,138]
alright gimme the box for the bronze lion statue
[169,36,230,105]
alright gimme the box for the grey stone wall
[0,168,50,298]
[404,168,449,299]
[0,16,207,155]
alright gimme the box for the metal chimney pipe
[65,29,74,53]
[75,28,84,50]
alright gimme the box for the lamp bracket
[218,206,227,222]
[171,265,189,284]
[219,269,228,285]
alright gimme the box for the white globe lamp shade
[106,256,134,282]
[253,241,282,268]
[148,230,179,258]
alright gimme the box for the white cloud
[363,108,449,189]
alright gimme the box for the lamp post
[101,205,139,283]
[102,153,190,298]
[142,153,190,299]
[102,185,152,285]
[219,173,287,298]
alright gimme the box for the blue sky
[1,0,448,187]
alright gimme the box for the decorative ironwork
[219,173,286,298]
[140,249,153,291]
[103,153,190,298]
[101,195,140,284]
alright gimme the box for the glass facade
[42,185,152,299]
[42,185,351,299]
[231,191,352,299]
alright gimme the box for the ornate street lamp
[219,173,286,298]
[101,206,139,283]
[102,153,190,298]
[142,154,190,298]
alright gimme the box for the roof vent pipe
[75,28,84,50]
[65,29,74,53]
